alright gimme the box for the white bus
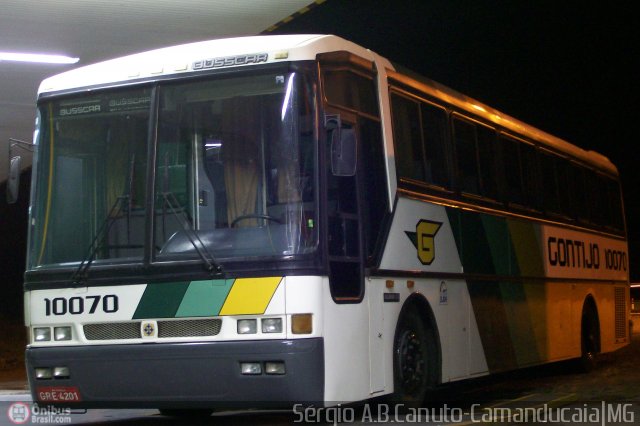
[20,34,629,411]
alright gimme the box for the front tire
[392,307,432,407]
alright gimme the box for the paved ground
[1,335,639,425]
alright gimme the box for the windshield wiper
[160,191,223,275]
[71,194,128,285]
[72,154,137,285]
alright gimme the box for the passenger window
[323,70,379,116]
[391,93,424,181]
[476,124,498,200]
[520,143,540,210]
[540,151,561,215]
[420,102,450,188]
[555,159,572,218]
[569,164,588,222]
[453,117,480,195]
[500,135,525,206]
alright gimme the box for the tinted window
[520,143,540,210]
[569,164,588,222]
[421,102,450,187]
[391,93,424,181]
[476,124,498,199]
[453,117,480,195]
[540,151,561,215]
[361,118,389,259]
[501,135,525,206]
[323,70,379,116]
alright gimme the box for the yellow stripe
[38,103,55,264]
[219,277,282,315]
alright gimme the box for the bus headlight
[34,327,51,342]
[35,368,52,380]
[240,362,262,375]
[53,366,70,379]
[261,318,282,333]
[265,361,285,375]
[54,326,72,341]
[237,319,257,334]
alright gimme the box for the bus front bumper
[25,338,324,409]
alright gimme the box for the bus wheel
[577,301,600,373]
[392,307,431,407]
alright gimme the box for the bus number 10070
[44,295,119,316]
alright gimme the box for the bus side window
[556,158,573,218]
[453,117,481,195]
[519,142,540,210]
[569,164,589,223]
[500,135,525,207]
[390,93,425,182]
[420,101,450,188]
[476,124,499,200]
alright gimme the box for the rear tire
[577,301,600,373]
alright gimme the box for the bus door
[320,54,388,393]
[324,110,364,303]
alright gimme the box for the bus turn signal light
[291,314,312,334]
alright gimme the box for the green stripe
[467,279,519,371]
[175,279,233,317]
[133,281,190,319]
[481,214,513,276]
[447,208,546,372]
[508,220,544,277]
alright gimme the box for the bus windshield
[29,68,317,270]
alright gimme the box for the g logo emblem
[406,220,442,265]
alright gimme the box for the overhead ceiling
[0,0,317,179]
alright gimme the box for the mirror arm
[9,138,35,151]
[7,137,35,175]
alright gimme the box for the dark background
[1,0,638,319]
[268,0,639,278]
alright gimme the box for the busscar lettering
[59,104,101,116]
[547,236,627,271]
[193,53,268,70]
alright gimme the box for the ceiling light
[0,52,79,64]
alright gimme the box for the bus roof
[37,34,382,95]
[38,34,617,176]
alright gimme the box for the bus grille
[158,319,222,338]
[83,319,222,340]
[84,322,140,340]
[614,287,627,340]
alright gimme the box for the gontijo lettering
[547,236,627,271]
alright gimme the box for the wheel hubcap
[398,329,425,394]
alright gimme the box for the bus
[19,34,629,411]
[631,284,640,334]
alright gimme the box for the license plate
[36,386,82,402]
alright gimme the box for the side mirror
[7,156,22,204]
[326,115,357,177]
[6,138,34,204]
